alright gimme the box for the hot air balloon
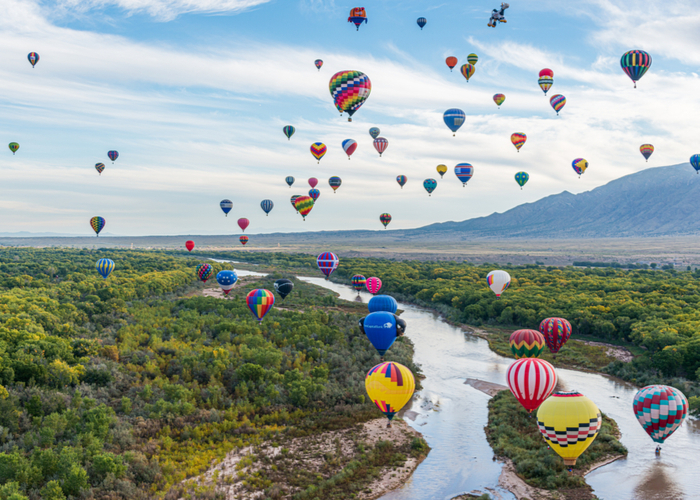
[185,240,195,252]
[493,93,506,108]
[369,127,380,139]
[348,7,368,31]
[423,178,437,196]
[360,311,397,356]
[621,50,652,88]
[246,289,275,322]
[314,59,323,71]
[633,385,688,444]
[511,133,527,152]
[238,218,249,232]
[417,17,427,29]
[351,274,367,293]
[342,139,357,159]
[196,263,213,283]
[95,163,105,175]
[216,270,238,296]
[379,213,392,229]
[691,155,700,174]
[310,142,327,163]
[537,392,601,466]
[108,150,119,163]
[443,108,465,136]
[290,195,300,212]
[454,163,474,187]
[467,53,479,65]
[460,63,475,82]
[368,295,398,314]
[539,317,572,357]
[96,258,114,279]
[329,70,371,121]
[274,279,294,299]
[240,235,249,246]
[283,126,295,140]
[445,56,458,72]
[396,175,407,189]
[366,277,382,294]
[306,178,318,190]
[436,165,447,178]
[509,329,546,359]
[515,171,529,189]
[317,251,339,280]
[329,176,342,193]
[308,188,320,202]
[8,143,19,155]
[572,158,588,178]
[90,216,105,237]
[640,144,654,162]
[27,52,39,67]
[373,137,388,157]
[260,200,274,216]
[550,94,566,115]
[220,200,233,216]
[365,361,415,427]
[285,176,295,187]
[487,270,510,298]
[507,358,557,412]
[538,68,554,95]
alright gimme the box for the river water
[232,268,700,500]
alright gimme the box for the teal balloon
[515,171,529,189]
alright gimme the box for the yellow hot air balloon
[536,391,602,466]
[365,361,415,427]
[436,164,447,178]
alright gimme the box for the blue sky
[0,0,698,236]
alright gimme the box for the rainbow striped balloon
[620,50,651,88]
[96,258,115,279]
[329,70,372,122]
[640,144,654,162]
[294,196,314,220]
[493,93,506,108]
[90,216,105,237]
[511,133,527,152]
[396,175,407,189]
[246,288,275,322]
[507,358,557,413]
[240,235,249,246]
[549,94,566,115]
[460,63,475,82]
[633,385,688,443]
[351,274,367,292]
[329,176,342,192]
[310,142,327,163]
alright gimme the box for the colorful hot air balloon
[445,56,458,72]
[274,279,294,299]
[329,70,371,121]
[539,317,572,357]
[396,175,407,189]
[572,158,588,178]
[185,240,195,252]
[348,7,368,31]
[342,139,357,159]
[310,142,327,163]
[108,150,119,163]
[246,289,275,322]
[416,17,427,29]
[537,392,601,466]
[633,385,688,444]
[454,163,474,187]
[290,195,300,211]
[379,213,392,228]
[460,63,475,82]
[515,171,529,189]
[196,263,213,283]
[96,258,114,279]
[317,251,339,280]
[493,93,506,108]
[640,144,654,162]
[220,199,233,216]
[487,270,510,298]
[216,270,238,296]
[365,362,415,426]
[369,127,380,139]
[329,176,342,193]
[467,53,479,65]
[237,218,249,232]
[314,59,323,71]
[368,295,398,314]
[283,125,295,140]
[538,68,554,95]
[509,329,546,359]
[90,216,105,237]
[285,176,295,187]
[308,177,319,189]
[240,235,249,245]
[443,108,465,136]
[95,163,105,175]
[27,52,39,67]
[423,178,437,196]
[308,188,320,202]
[507,358,557,412]
[351,274,367,292]
[360,312,398,356]
[373,137,388,157]
[691,155,700,174]
[366,277,382,294]
[550,94,566,115]
[511,133,526,152]
[260,200,274,216]
[621,50,652,88]
[8,143,19,155]
[436,165,447,178]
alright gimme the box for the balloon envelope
[220,199,233,216]
[96,258,114,279]
[572,158,588,176]
[365,362,415,422]
[185,240,195,252]
[238,218,250,232]
[640,144,654,161]
[261,199,274,215]
[416,17,426,29]
[285,176,295,187]
[294,196,314,220]
[246,289,275,321]
[329,176,342,192]
[445,56,458,71]
[308,188,320,202]
[240,235,249,245]
[361,311,398,356]
[317,251,339,279]
[454,164,474,186]
[539,317,572,355]
[511,133,527,151]
[351,275,367,292]
[373,137,388,156]
[515,172,529,188]
[274,279,294,299]
[216,270,238,295]
[396,175,407,188]
[27,52,39,67]
[467,53,478,65]
[487,270,510,297]
[366,277,382,294]
[283,125,295,140]
[369,127,380,139]
[507,358,557,412]
[443,108,465,135]
[196,263,213,282]
[620,50,652,88]
[95,163,105,175]
[314,59,323,70]
[90,216,105,236]
[308,177,319,188]
[310,142,327,162]
[329,70,371,121]
[368,295,398,314]
[108,150,119,162]
[423,178,437,195]
[379,213,392,228]
[509,329,546,359]
[8,143,19,154]
[436,164,447,178]
[550,94,566,114]
[460,63,475,82]
[493,93,506,107]
[633,385,688,444]
[342,139,357,158]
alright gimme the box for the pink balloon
[365,277,382,294]
[238,218,250,232]
[308,177,318,188]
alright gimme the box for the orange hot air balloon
[511,133,527,152]
[445,56,458,72]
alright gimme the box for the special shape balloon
[96,258,115,279]
[396,175,407,189]
[308,189,320,202]
[342,139,357,159]
[366,277,382,294]
[511,133,527,152]
[423,178,437,196]
[640,144,654,162]
[454,164,473,187]
[27,52,39,67]
[351,274,367,292]
[294,195,314,220]
[460,63,475,82]
[493,93,506,108]
[365,362,415,426]
[317,251,339,280]
[274,278,294,299]
[369,127,380,139]
[436,165,447,178]
[260,200,273,216]
[539,317,572,357]
[368,295,398,314]
[216,270,238,296]
[220,199,233,216]
[487,270,510,298]
[572,158,588,178]
[8,143,19,155]
[348,7,368,31]
[360,311,398,356]
[108,150,119,163]
[379,213,392,228]
[515,171,529,189]
[373,137,388,157]
[443,108,465,136]
[95,163,105,175]
[550,94,566,115]
[285,176,295,187]
[283,125,295,140]
[621,50,651,88]
[329,176,342,193]
[445,56,458,72]
[196,263,213,282]
[90,216,105,237]
[185,240,195,252]
[633,385,688,444]
[329,70,371,122]
[310,142,327,163]
[246,289,275,322]
[538,68,554,95]
[507,358,557,412]
[509,329,546,359]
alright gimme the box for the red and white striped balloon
[506,358,557,413]
[366,277,382,294]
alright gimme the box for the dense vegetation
[0,248,422,499]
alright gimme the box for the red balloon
[539,317,572,355]
[445,56,458,71]
[506,358,557,412]
[238,218,250,232]
[308,177,318,188]
[185,240,195,252]
[539,68,554,78]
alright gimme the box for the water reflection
[633,462,684,500]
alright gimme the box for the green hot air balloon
[8,143,19,155]
[515,172,529,190]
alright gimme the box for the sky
[1,0,699,236]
